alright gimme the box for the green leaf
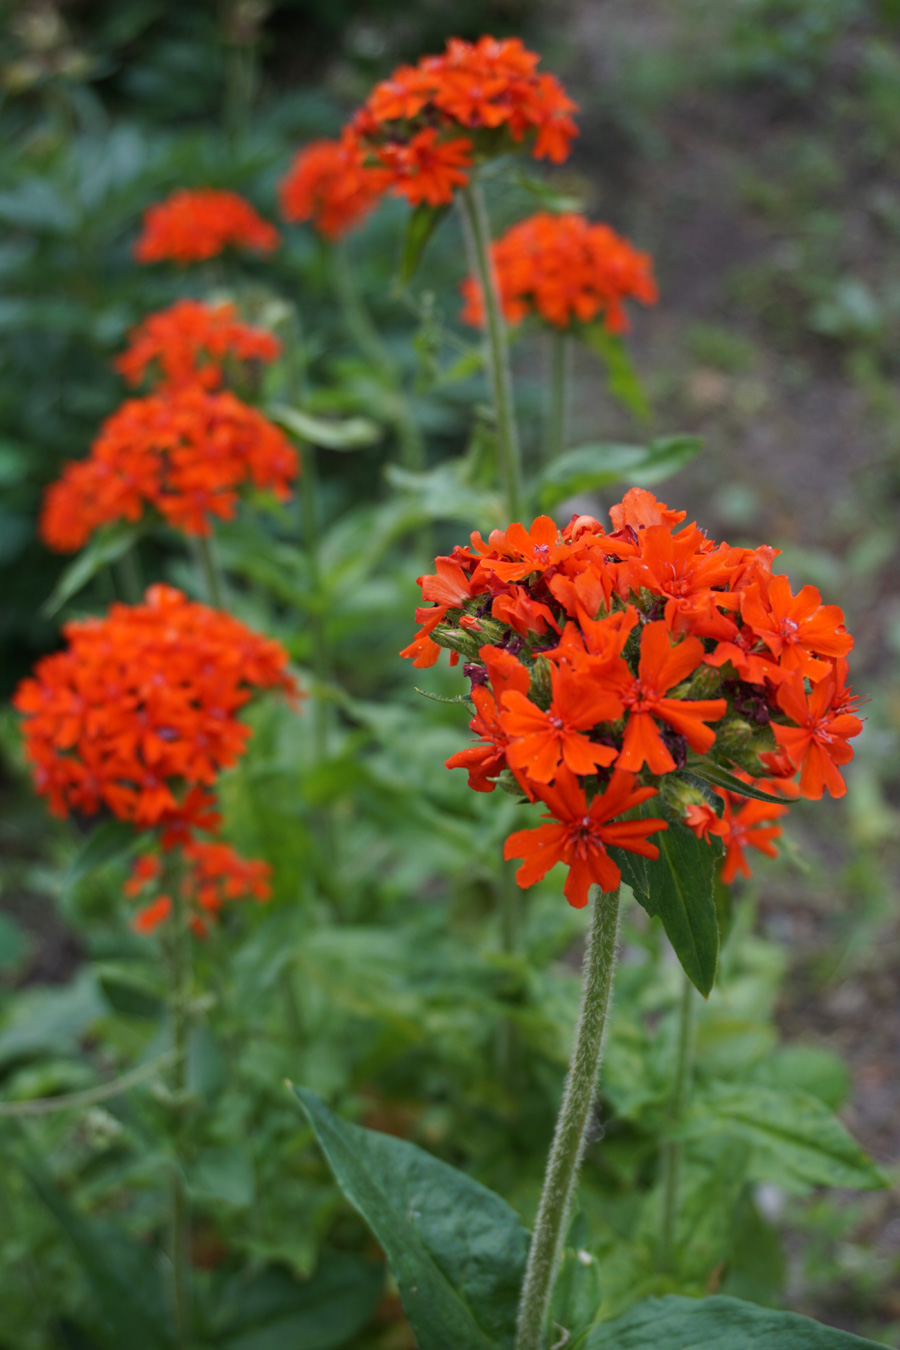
[385,461,504,531]
[267,403,382,451]
[214,1255,383,1350]
[400,202,451,283]
[292,1086,529,1349]
[536,437,703,511]
[580,326,651,419]
[688,1085,887,1192]
[610,807,720,996]
[584,1294,884,1348]
[42,521,145,618]
[0,969,106,1071]
[23,1157,172,1350]
[687,760,787,805]
[63,818,139,896]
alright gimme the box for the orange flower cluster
[125,842,272,935]
[349,36,579,207]
[40,385,299,551]
[116,300,281,391]
[402,489,862,906]
[134,188,280,264]
[13,584,298,836]
[460,212,658,331]
[279,134,389,239]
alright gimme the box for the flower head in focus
[403,488,863,902]
[279,133,390,238]
[40,385,299,551]
[116,300,281,391]
[13,584,299,834]
[134,188,280,264]
[461,212,657,331]
[350,36,579,207]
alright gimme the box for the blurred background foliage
[1,0,900,1345]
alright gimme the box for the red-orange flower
[772,664,863,799]
[500,660,621,782]
[279,133,389,238]
[445,646,532,793]
[134,188,279,264]
[376,129,473,207]
[40,386,299,551]
[404,488,865,897]
[351,36,578,206]
[740,573,853,682]
[616,622,727,774]
[504,769,666,907]
[13,584,299,831]
[116,300,281,391]
[717,789,789,885]
[461,213,657,331]
[126,839,271,935]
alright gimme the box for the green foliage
[536,438,702,511]
[294,1087,529,1348]
[612,807,721,997]
[585,1294,884,1347]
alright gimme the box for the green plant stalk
[515,886,621,1350]
[298,444,338,875]
[331,240,424,471]
[167,866,192,1346]
[115,547,143,603]
[658,967,696,1273]
[458,180,523,521]
[496,858,521,1088]
[193,533,226,610]
[546,330,569,464]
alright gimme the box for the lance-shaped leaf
[267,403,381,451]
[610,805,720,997]
[400,202,451,283]
[292,1086,528,1350]
[42,520,145,618]
[580,325,651,420]
[63,818,139,897]
[687,759,788,805]
[24,1155,172,1350]
[583,1294,884,1348]
[687,1084,887,1192]
[535,437,702,511]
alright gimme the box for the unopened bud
[530,655,553,710]
[714,717,776,775]
[431,624,482,661]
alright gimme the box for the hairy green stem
[515,886,621,1350]
[458,180,523,521]
[658,968,695,1273]
[167,867,192,1345]
[331,240,424,470]
[546,331,569,464]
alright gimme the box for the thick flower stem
[546,331,569,465]
[458,180,523,521]
[658,967,695,1274]
[331,240,424,471]
[167,870,192,1346]
[515,886,621,1350]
